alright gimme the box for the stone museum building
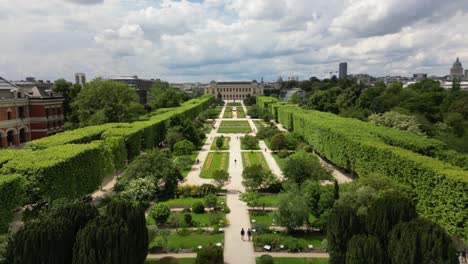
[205,81,263,100]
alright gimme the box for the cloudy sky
[1,0,468,82]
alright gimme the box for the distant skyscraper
[339,62,348,79]
[75,73,86,86]
[450,58,463,80]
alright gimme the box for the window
[45,109,49,118]
[18,106,25,119]
[7,111,12,120]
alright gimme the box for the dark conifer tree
[345,235,385,264]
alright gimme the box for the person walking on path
[247,228,252,241]
[234,159,237,164]
[241,228,245,241]
[264,148,267,152]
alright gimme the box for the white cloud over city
[1,0,467,82]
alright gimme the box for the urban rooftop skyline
[1,0,468,82]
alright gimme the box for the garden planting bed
[242,152,268,169]
[200,152,229,178]
[218,120,252,133]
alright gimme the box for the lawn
[254,232,326,250]
[250,211,276,226]
[149,231,224,252]
[223,107,233,118]
[258,194,279,207]
[168,211,228,228]
[218,120,252,134]
[200,152,229,178]
[159,196,227,208]
[242,152,268,169]
[256,257,329,264]
[237,107,246,118]
[272,153,286,170]
[210,136,231,150]
[253,120,269,128]
[147,258,195,264]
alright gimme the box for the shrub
[204,194,218,209]
[241,135,259,150]
[150,204,171,225]
[346,235,384,264]
[195,245,223,264]
[270,133,287,151]
[0,174,24,232]
[277,150,291,159]
[284,238,303,252]
[197,184,218,197]
[184,213,193,226]
[173,139,195,156]
[258,254,274,264]
[192,201,205,214]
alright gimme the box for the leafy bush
[241,135,259,150]
[192,201,205,214]
[258,254,274,264]
[158,257,179,264]
[150,204,171,225]
[0,174,23,232]
[277,150,291,159]
[184,213,193,226]
[173,139,195,156]
[270,133,287,151]
[195,245,223,264]
[204,194,218,209]
[197,184,218,197]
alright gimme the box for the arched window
[7,130,15,147]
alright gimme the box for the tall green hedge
[257,96,468,242]
[0,174,24,232]
[0,142,113,201]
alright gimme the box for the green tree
[120,149,183,199]
[120,177,157,202]
[241,135,259,149]
[275,186,309,232]
[174,155,195,172]
[204,194,218,208]
[71,79,144,126]
[270,133,287,151]
[388,218,457,264]
[283,151,330,185]
[173,139,194,156]
[215,137,224,150]
[149,81,187,109]
[327,204,362,264]
[345,235,384,264]
[6,201,98,264]
[242,165,275,191]
[333,180,340,200]
[150,204,171,225]
[52,79,82,123]
[212,169,230,190]
[365,192,417,245]
[240,191,260,208]
[368,111,425,135]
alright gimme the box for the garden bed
[253,231,326,253]
[149,230,224,253]
[147,258,196,264]
[200,152,229,178]
[218,120,252,134]
[242,152,268,169]
[210,137,231,150]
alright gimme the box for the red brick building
[0,77,64,148]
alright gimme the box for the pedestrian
[241,228,245,241]
[234,159,237,164]
[264,148,267,152]
[247,228,252,241]
[196,158,200,165]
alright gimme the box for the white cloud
[0,0,467,82]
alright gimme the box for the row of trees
[281,77,468,152]
[52,79,191,129]
[5,199,148,264]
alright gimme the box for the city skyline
[1,0,468,82]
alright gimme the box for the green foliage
[345,235,384,264]
[1,142,112,202]
[388,218,458,264]
[173,139,195,156]
[0,175,23,232]
[197,184,219,197]
[212,170,230,189]
[215,137,223,150]
[283,151,331,185]
[203,194,218,208]
[175,155,195,172]
[195,245,223,264]
[158,257,179,264]
[150,204,171,225]
[270,133,287,151]
[121,177,157,202]
[241,135,259,150]
[257,96,468,241]
[6,201,98,264]
[192,201,205,214]
[240,191,260,208]
[369,111,424,135]
[120,149,183,199]
[258,254,274,264]
[149,82,187,109]
[72,79,145,126]
[242,165,275,191]
[275,186,309,232]
[327,204,362,264]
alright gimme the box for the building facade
[450,58,464,80]
[339,62,348,79]
[0,77,64,148]
[75,73,86,86]
[205,81,263,100]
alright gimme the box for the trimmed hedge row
[0,96,213,230]
[257,96,468,241]
[0,174,24,232]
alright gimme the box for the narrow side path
[258,140,284,179]
[224,132,255,264]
